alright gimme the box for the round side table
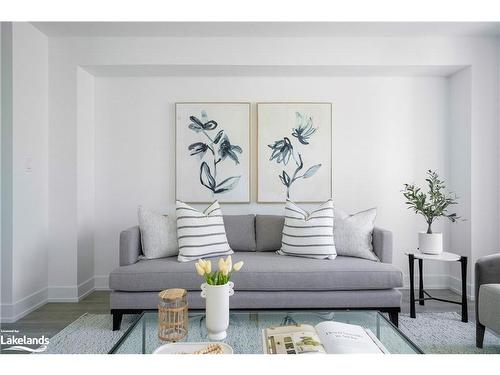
[405,251,468,322]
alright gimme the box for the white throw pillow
[334,208,379,261]
[277,199,337,260]
[138,206,178,259]
[176,200,233,262]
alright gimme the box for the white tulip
[218,257,226,272]
[195,262,205,276]
[204,259,212,274]
[233,261,244,271]
[226,255,232,272]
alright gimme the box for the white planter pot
[418,232,443,255]
[200,282,234,340]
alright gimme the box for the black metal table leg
[461,256,468,323]
[409,254,416,318]
[142,317,146,354]
[418,259,424,306]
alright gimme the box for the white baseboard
[449,275,474,301]
[401,273,450,289]
[1,277,101,322]
[0,287,48,323]
[400,273,474,300]
[47,277,96,302]
[77,277,96,300]
[47,285,79,302]
[93,275,109,290]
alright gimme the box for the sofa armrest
[120,226,142,266]
[475,253,500,313]
[372,227,393,263]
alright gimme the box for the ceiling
[32,22,500,38]
[82,64,467,77]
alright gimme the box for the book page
[264,325,326,354]
[314,321,383,354]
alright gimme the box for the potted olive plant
[402,170,460,254]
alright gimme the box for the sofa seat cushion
[109,252,403,292]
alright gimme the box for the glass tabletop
[110,310,422,354]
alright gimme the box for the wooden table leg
[409,254,416,318]
[461,256,468,323]
[418,259,424,306]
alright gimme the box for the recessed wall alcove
[3,24,498,324]
[75,63,472,293]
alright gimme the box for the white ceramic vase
[200,282,234,340]
[418,232,443,255]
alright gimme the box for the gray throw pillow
[334,208,379,261]
[223,214,256,251]
[138,206,178,259]
[256,215,285,251]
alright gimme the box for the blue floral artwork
[268,112,321,199]
[187,110,242,195]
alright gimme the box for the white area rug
[399,312,500,354]
[41,314,137,354]
[41,312,500,354]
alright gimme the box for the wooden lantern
[158,288,188,341]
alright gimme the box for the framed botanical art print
[257,102,332,202]
[176,102,250,203]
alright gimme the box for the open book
[263,321,388,354]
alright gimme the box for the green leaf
[402,170,462,226]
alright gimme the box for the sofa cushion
[223,214,256,251]
[334,208,379,261]
[479,284,500,334]
[256,215,285,251]
[109,252,403,292]
[176,200,233,262]
[278,199,336,260]
[138,206,178,259]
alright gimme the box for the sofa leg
[112,311,123,331]
[388,311,399,327]
[476,321,485,348]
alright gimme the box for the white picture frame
[176,102,251,203]
[257,102,332,203]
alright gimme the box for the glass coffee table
[110,310,423,354]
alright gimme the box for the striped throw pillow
[277,199,336,260]
[176,200,233,262]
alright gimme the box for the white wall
[1,22,49,322]
[76,68,95,297]
[0,22,2,310]
[44,35,498,298]
[3,30,499,320]
[93,75,451,284]
[449,68,472,295]
[1,22,14,318]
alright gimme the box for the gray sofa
[475,253,500,348]
[109,214,403,330]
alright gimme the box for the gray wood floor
[1,291,110,340]
[1,289,474,350]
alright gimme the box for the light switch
[25,158,33,173]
